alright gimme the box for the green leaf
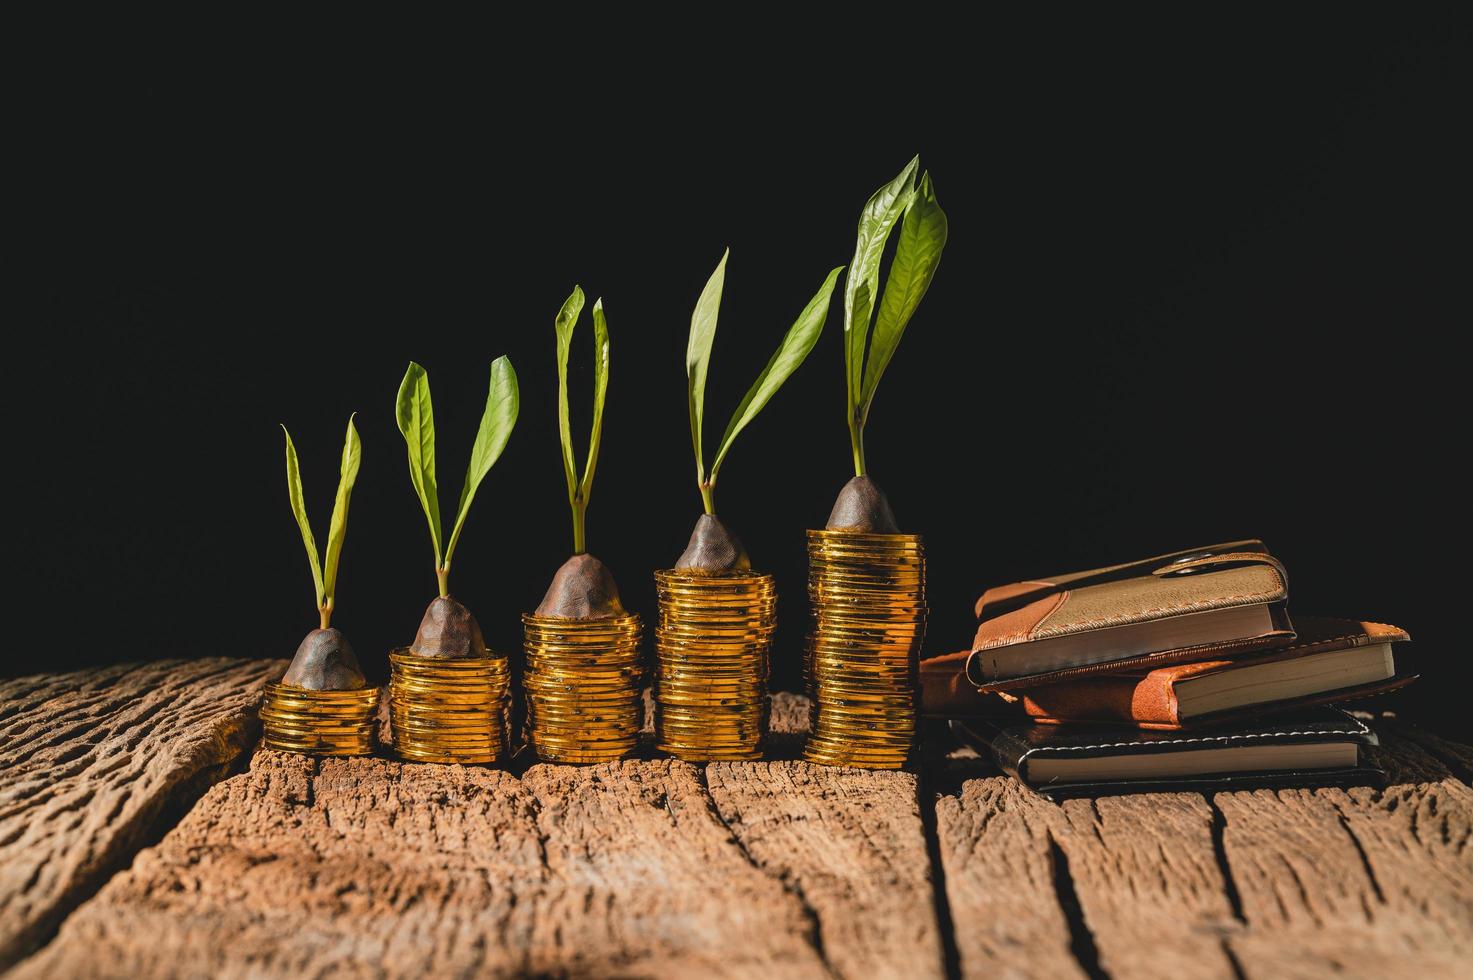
[395,361,442,565]
[843,157,918,418]
[711,265,843,480]
[282,426,324,609]
[322,414,362,603]
[445,357,519,565]
[860,171,948,419]
[554,286,586,504]
[580,298,610,501]
[686,249,728,481]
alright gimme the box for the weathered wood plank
[935,775,1088,979]
[1219,732,1473,977]
[1380,720,1473,782]
[705,761,946,978]
[937,775,1239,979]
[13,752,545,978]
[20,751,827,978]
[14,665,1468,980]
[0,658,284,971]
[935,726,1473,980]
[1055,793,1242,977]
[520,759,827,977]
[21,743,930,976]
[15,689,941,978]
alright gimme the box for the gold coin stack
[388,650,510,764]
[523,613,644,764]
[653,570,777,761]
[804,529,927,769]
[260,682,379,757]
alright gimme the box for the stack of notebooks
[921,541,1415,798]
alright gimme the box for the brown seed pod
[825,475,900,533]
[281,628,367,691]
[409,594,489,659]
[674,513,752,574]
[535,552,626,620]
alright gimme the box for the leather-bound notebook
[953,707,1384,798]
[967,540,1295,692]
[1004,616,1414,729]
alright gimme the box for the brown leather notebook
[966,541,1294,692]
[1001,617,1413,729]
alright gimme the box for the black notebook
[952,707,1383,799]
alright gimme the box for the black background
[24,26,1467,731]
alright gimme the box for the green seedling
[535,287,625,619]
[829,156,948,531]
[677,250,843,571]
[396,358,520,656]
[280,416,367,690]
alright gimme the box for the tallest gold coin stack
[804,529,927,769]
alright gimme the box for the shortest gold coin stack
[804,529,927,769]
[523,613,644,764]
[654,570,776,761]
[260,682,380,757]
[389,651,510,764]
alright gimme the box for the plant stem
[318,600,332,631]
[849,417,867,477]
[572,495,587,554]
[436,565,450,598]
[699,482,716,515]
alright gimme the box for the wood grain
[0,658,284,970]
[18,752,831,978]
[7,668,1471,980]
[19,721,938,977]
[1219,735,1473,976]
[935,730,1473,980]
[937,778,1239,979]
[705,761,946,978]
[935,775,1088,979]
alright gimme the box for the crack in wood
[1337,811,1385,904]
[696,766,839,979]
[1047,832,1107,980]
[1218,936,1247,980]
[1207,797,1246,924]
[917,765,963,980]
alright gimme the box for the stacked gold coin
[523,613,644,764]
[653,570,777,761]
[804,530,926,769]
[260,682,379,757]
[388,650,510,764]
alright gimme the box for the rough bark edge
[0,659,284,970]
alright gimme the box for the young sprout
[536,287,625,619]
[396,358,520,657]
[830,156,949,531]
[280,416,367,690]
[677,250,843,572]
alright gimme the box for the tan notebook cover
[966,541,1294,692]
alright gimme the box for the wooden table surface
[2,659,1469,978]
